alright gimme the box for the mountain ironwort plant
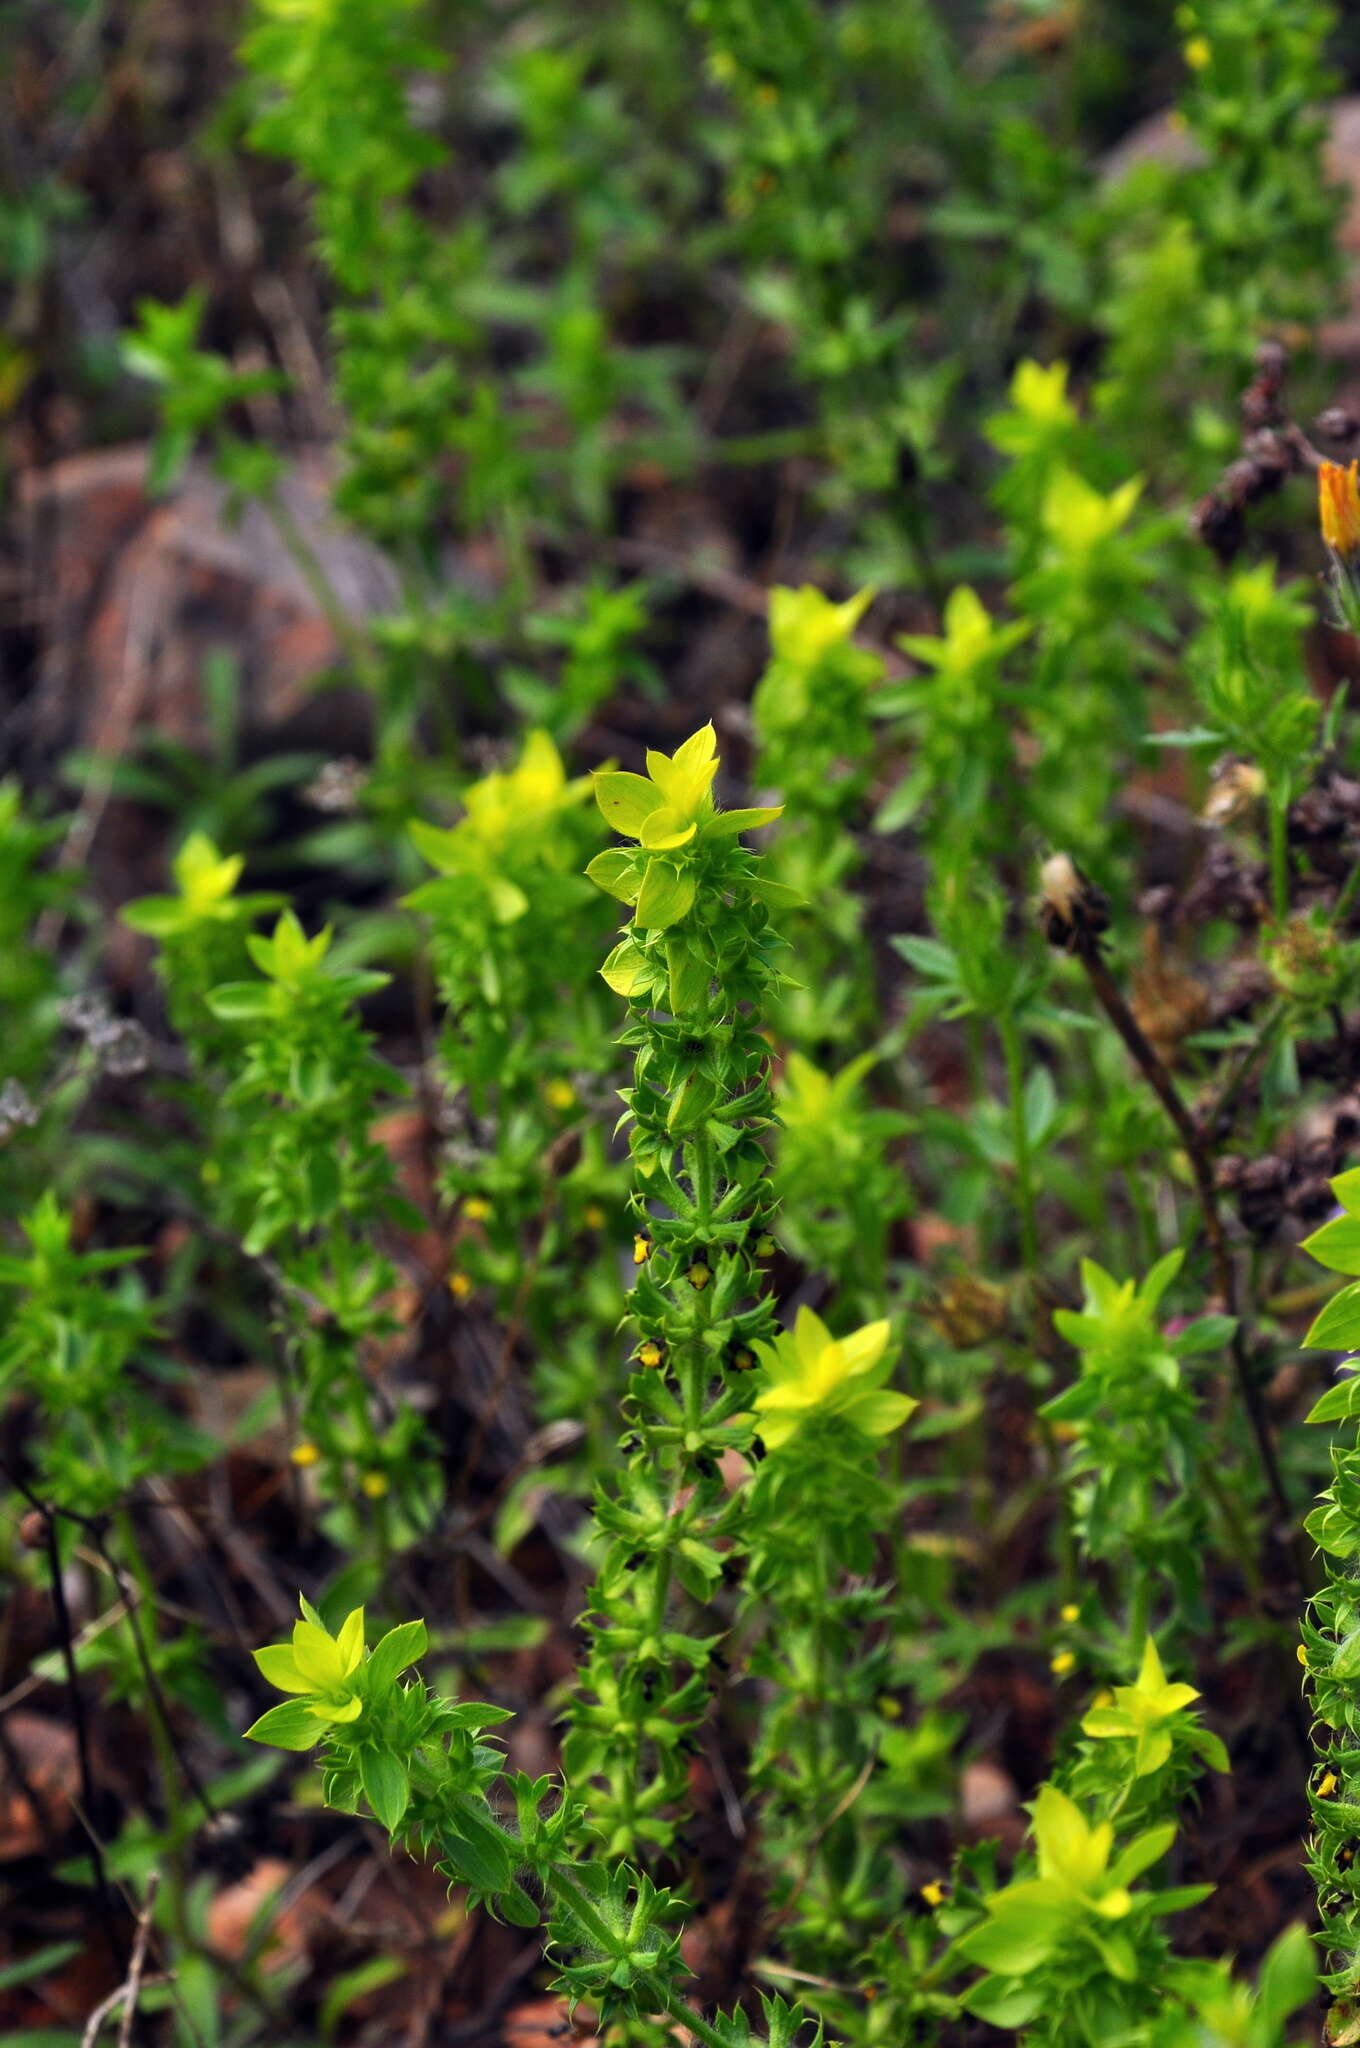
[244,1599,819,2047]
[561,722,789,1859]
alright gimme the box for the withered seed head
[1037,854,1110,954]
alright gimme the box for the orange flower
[1320,460,1360,558]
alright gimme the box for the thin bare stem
[1072,936,1304,1585]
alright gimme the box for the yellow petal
[838,1319,892,1378]
[847,1388,917,1438]
[253,1645,312,1694]
[308,1692,363,1725]
[792,1304,834,1372]
[755,1410,799,1449]
[754,1382,818,1413]
[335,1607,366,1676]
[639,805,698,851]
[291,1619,344,1689]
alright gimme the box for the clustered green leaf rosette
[565,724,793,1859]
[1297,1169,1360,2020]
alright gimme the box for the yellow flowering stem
[567,723,786,1862]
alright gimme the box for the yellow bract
[1032,1786,1130,1917]
[898,585,1031,679]
[253,1602,366,1726]
[409,729,589,926]
[175,833,245,917]
[1009,358,1076,429]
[768,585,875,673]
[594,723,782,852]
[752,1305,915,1451]
[1080,1637,1200,1776]
[1042,470,1143,554]
[462,730,583,854]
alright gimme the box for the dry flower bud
[1037,854,1110,953]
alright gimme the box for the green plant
[245,1599,817,2046]
[562,723,788,1858]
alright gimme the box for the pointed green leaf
[360,1747,410,1834]
[1305,1283,1360,1351]
[956,1906,1066,1975]
[206,983,274,1021]
[635,860,696,930]
[600,940,645,996]
[1302,1215,1360,1277]
[367,1620,428,1692]
[705,805,784,838]
[585,848,642,903]
[1304,1374,1360,1425]
[243,1699,323,1750]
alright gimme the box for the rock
[14,444,395,759]
[0,1712,79,1860]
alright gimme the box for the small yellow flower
[463,1196,492,1222]
[920,1879,950,1908]
[1298,1643,1312,1668]
[633,1235,651,1265]
[1051,1649,1077,1678]
[1060,1603,1080,1624]
[768,584,875,674]
[175,833,246,919]
[448,1271,473,1301]
[687,1262,712,1291]
[1081,1639,1204,1777]
[752,1306,916,1452]
[1320,460,1360,560]
[593,723,781,855]
[1183,33,1210,68]
[753,1234,777,1258]
[545,1078,576,1112]
[637,1341,663,1369]
[732,1347,755,1371]
[248,1599,366,1734]
[1042,469,1143,554]
[290,1441,320,1469]
[360,1472,389,1500]
[583,1203,606,1230]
